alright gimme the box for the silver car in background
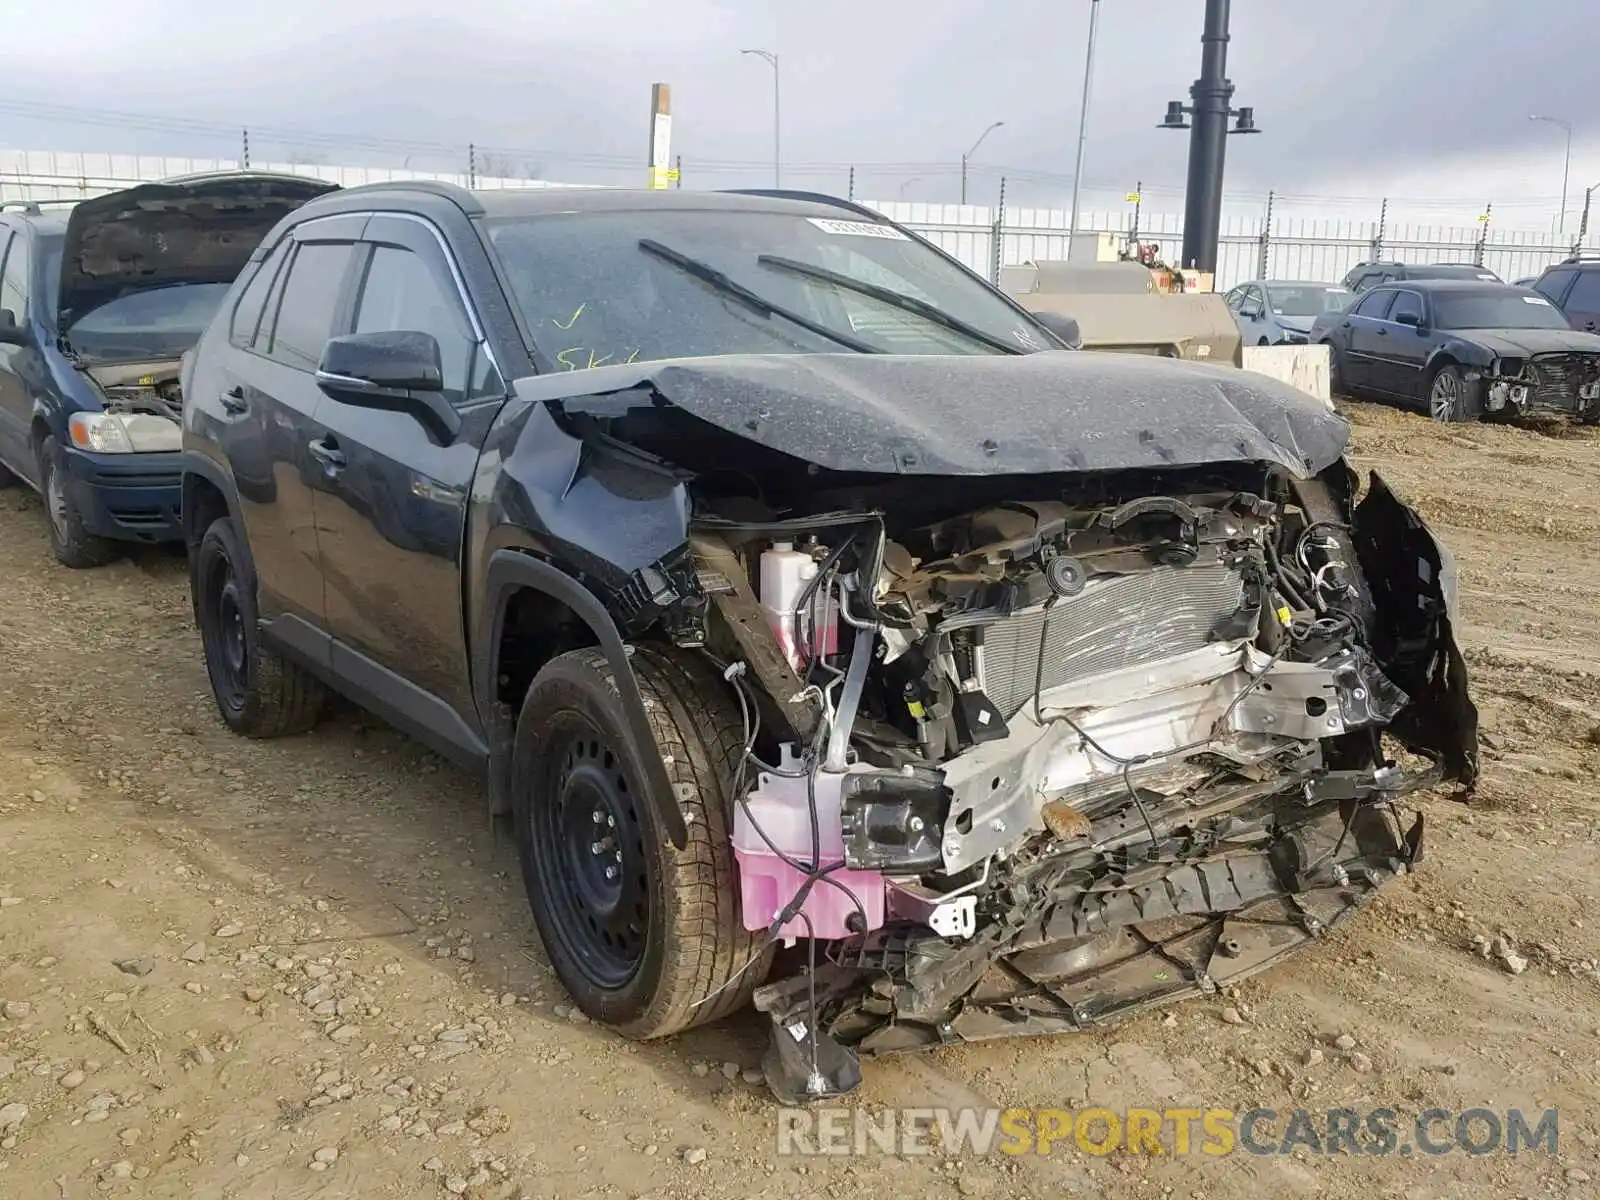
[1226,279,1354,345]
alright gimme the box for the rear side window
[231,241,291,348]
[1,232,29,323]
[1563,270,1600,313]
[1353,290,1395,319]
[267,241,356,370]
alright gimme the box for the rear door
[208,217,364,645]
[1342,288,1396,390]
[1558,269,1600,335]
[309,214,504,754]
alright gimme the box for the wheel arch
[479,548,688,849]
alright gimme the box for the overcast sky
[2,0,1595,229]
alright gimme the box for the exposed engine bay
[1481,351,1600,420]
[672,460,1476,1101]
[82,360,185,423]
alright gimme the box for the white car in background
[1225,279,1353,345]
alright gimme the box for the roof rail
[0,200,40,215]
[1,197,82,214]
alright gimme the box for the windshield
[485,208,1053,368]
[43,244,229,360]
[1268,285,1350,317]
[1435,291,1571,330]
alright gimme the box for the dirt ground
[2,400,1599,1200]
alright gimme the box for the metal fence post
[1474,202,1491,266]
[241,129,250,169]
[1257,189,1274,279]
[468,144,477,189]
[1578,187,1593,252]
[1370,197,1388,261]
[848,166,855,201]
[990,176,1007,285]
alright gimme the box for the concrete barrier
[1240,344,1332,410]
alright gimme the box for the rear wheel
[37,435,120,569]
[513,645,769,1038]
[193,515,326,737]
[1428,363,1481,423]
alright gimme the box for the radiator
[977,564,1246,717]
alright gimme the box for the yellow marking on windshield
[556,347,584,371]
[586,350,612,369]
[624,348,641,364]
[552,303,586,330]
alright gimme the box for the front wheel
[193,516,326,737]
[1428,363,1481,423]
[513,645,770,1039]
[37,436,120,569]
[1324,343,1348,397]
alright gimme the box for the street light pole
[742,49,781,188]
[1529,114,1573,236]
[1157,0,1260,274]
[961,120,1004,205]
[1067,0,1102,255]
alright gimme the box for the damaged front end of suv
[507,349,1476,1103]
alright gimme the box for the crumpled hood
[59,172,337,332]
[1463,327,1600,359]
[522,349,1352,478]
[1276,315,1316,335]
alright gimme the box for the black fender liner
[482,548,688,849]
[180,450,250,624]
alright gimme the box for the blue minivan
[0,172,334,566]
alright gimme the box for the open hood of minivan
[57,171,338,333]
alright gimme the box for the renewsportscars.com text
[776,1106,1559,1159]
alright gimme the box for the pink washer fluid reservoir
[731,752,886,942]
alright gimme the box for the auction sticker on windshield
[807,218,909,239]
[1523,295,1552,305]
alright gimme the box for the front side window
[1387,291,1425,325]
[1533,268,1577,305]
[352,245,481,402]
[486,207,1050,370]
[267,241,356,371]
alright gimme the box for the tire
[1324,343,1349,397]
[1257,337,1270,347]
[513,644,770,1039]
[37,435,120,569]
[0,461,17,489]
[192,515,326,737]
[1428,362,1481,423]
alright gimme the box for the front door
[1342,289,1396,392]
[309,215,505,755]
[0,232,41,483]
[207,219,364,640]
[1378,289,1432,402]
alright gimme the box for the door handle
[1377,328,1388,336]
[308,437,347,472]
[220,386,248,416]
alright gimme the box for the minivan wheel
[513,645,770,1038]
[37,436,120,569]
[193,516,326,737]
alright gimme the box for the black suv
[1341,260,1502,294]
[181,181,1472,1099]
[1529,252,1600,335]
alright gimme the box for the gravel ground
[2,400,1599,1199]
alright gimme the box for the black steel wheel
[513,645,770,1038]
[192,516,326,737]
[534,727,651,988]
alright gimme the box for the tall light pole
[742,49,781,188]
[1529,114,1573,235]
[1158,0,1261,274]
[961,121,1004,205]
[1067,0,1102,255]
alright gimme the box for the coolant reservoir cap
[1045,556,1088,597]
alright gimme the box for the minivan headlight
[67,411,182,454]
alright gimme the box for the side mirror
[1240,302,1263,319]
[1393,311,1421,328]
[0,308,28,346]
[1032,311,1082,351]
[315,330,461,444]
